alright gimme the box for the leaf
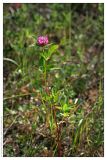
[32,123,37,130]
[3,58,18,66]
[49,115,54,132]
[78,119,83,126]
[55,106,62,110]
[48,44,58,54]
[50,67,61,71]
[41,51,49,61]
[62,103,68,112]
[60,112,69,117]
[42,44,58,61]
[63,112,69,117]
[6,108,17,115]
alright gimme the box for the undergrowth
[3,3,104,157]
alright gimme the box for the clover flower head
[37,36,49,46]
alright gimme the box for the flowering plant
[37,36,49,46]
[37,35,58,85]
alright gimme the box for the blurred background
[4,3,104,91]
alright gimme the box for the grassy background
[3,3,104,157]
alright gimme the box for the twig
[3,115,20,137]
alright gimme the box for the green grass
[3,3,104,157]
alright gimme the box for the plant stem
[42,48,47,87]
[53,107,62,156]
[44,59,47,87]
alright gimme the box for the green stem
[42,48,47,87]
[44,60,47,87]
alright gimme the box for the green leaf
[60,112,69,117]
[63,103,68,112]
[49,115,54,132]
[42,45,58,61]
[49,44,58,54]
[32,123,37,130]
[41,51,49,61]
[63,112,69,117]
